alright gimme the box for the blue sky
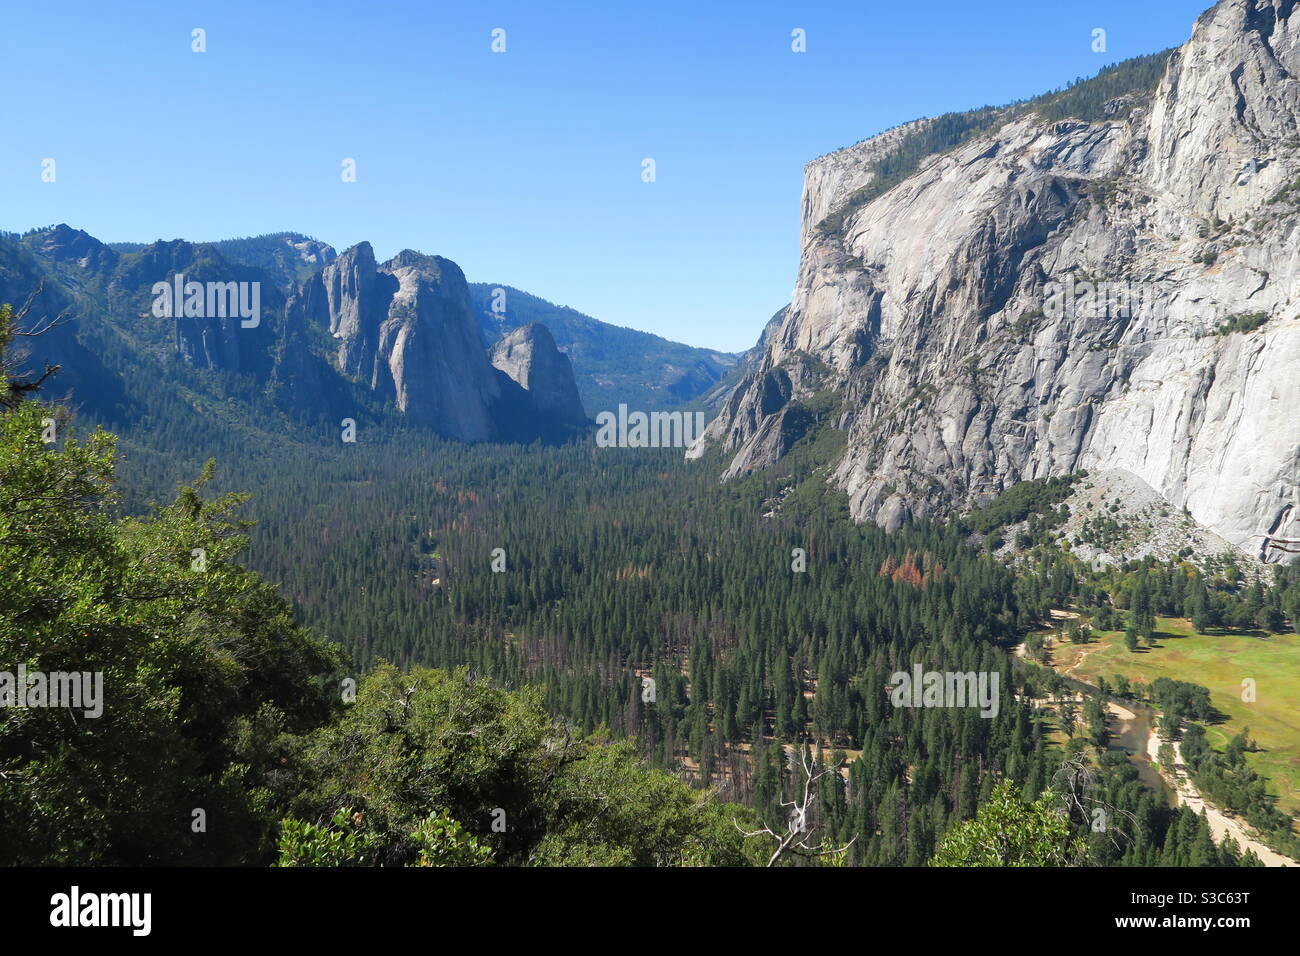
[1,0,1211,352]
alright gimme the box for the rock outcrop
[692,0,1300,563]
[489,323,587,426]
[31,224,119,274]
[294,245,584,442]
[466,283,739,415]
[293,243,501,441]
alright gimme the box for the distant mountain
[467,283,739,415]
[2,225,738,451]
[0,225,586,446]
[694,305,787,415]
[207,232,337,286]
[162,235,739,415]
[110,231,337,287]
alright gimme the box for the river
[1055,673,1176,806]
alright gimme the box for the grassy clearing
[1045,616,1300,815]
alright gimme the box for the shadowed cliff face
[9,228,286,389]
[693,0,1300,563]
[489,323,588,427]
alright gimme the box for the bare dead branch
[10,283,72,338]
[736,741,856,866]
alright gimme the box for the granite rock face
[294,244,500,441]
[489,323,587,425]
[10,228,584,443]
[693,0,1300,562]
[294,245,584,442]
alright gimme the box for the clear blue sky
[1,0,1211,352]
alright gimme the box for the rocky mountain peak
[9,222,592,446]
[284,235,336,270]
[295,242,583,443]
[490,323,587,425]
[32,224,118,271]
[1146,0,1300,221]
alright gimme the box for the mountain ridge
[0,227,585,445]
[467,282,739,415]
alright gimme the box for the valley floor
[1019,616,1299,866]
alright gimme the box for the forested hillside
[0,301,773,867]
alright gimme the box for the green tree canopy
[930,782,1088,867]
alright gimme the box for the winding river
[1056,673,1176,806]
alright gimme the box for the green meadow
[1053,616,1300,815]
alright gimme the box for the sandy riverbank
[1143,725,1294,867]
[1017,632,1295,866]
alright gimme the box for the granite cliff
[692,0,1300,563]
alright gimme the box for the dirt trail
[1144,730,1295,867]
